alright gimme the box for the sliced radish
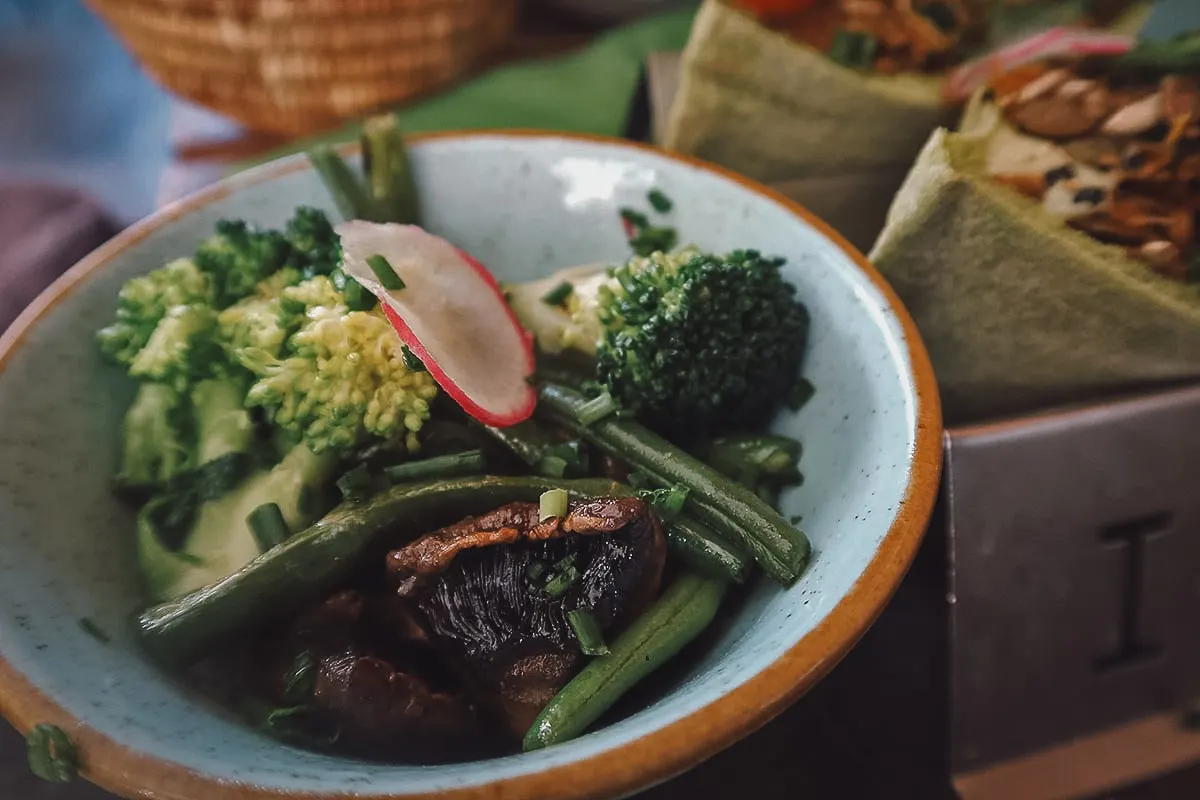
[944,27,1134,103]
[335,221,536,427]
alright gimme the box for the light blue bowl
[0,132,942,800]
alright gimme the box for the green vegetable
[594,249,810,443]
[647,188,673,213]
[137,443,339,603]
[571,391,620,427]
[544,561,580,597]
[115,383,192,489]
[541,281,575,306]
[539,488,569,520]
[666,517,751,583]
[127,303,224,391]
[567,608,610,656]
[136,476,629,666]
[284,206,341,278]
[195,219,294,309]
[96,258,214,368]
[787,377,815,411]
[538,383,811,586]
[26,724,77,784]
[247,502,290,552]
[306,145,377,222]
[639,484,690,519]
[400,345,427,373]
[238,276,439,455]
[383,450,487,483]
[366,253,405,290]
[829,30,878,69]
[524,572,726,750]
[77,618,110,643]
[701,435,803,490]
[361,113,422,225]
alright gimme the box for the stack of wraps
[872,36,1200,423]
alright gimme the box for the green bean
[361,114,421,225]
[666,517,751,583]
[523,572,726,750]
[383,449,487,483]
[306,145,376,221]
[537,383,810,585]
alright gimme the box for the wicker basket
[85,0,518,135]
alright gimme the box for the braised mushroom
[387,497,667,734]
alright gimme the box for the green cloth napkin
[237,7,698,172]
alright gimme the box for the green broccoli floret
[593,249,810,443]
[97,259,213,367]
[127,304,226,391]
[285,206,341,277]
[117,382,192,489]
[217,295,291,360]
[239,278,438,454]
[194,219,293,308]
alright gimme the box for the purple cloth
[0,183,116,333]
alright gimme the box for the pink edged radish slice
[335,221,536,427]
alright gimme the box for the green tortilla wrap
[663,0,953,182]
[869,93,1200,425]
[662,0,1152,184]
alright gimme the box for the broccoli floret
[594,249,810,443]
[285,206,341,277]
[117,382,192,489]
[218,296,290,360]
[239,279,438,455]
[97,259,213,367]
[128,304,225,391]
[195,219,293,308]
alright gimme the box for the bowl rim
[0,129,943,800]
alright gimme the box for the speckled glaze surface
[0,132,942,800]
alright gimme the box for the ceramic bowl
[0,132,942,800]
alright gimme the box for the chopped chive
[567,608,610,656]
[540,488,569,521]
[78,618,110,644]
[619,208,650,228]
[26,724,77,784]
[400,345,427,373]
[336,464,374,502]
[537,455,568,478]
[573,391,620,427]
[629,226,678,257]
[247,502,290,553]
[647,188,673,213]
[828,30,878,69]
[787,378,815,411]
[366,253,405,290]
[541,281,575,307]
[283,651,317,704]
[639,485,690,520]
[544,564,579,597]
[384,450,487,483]
[527,562,547,582]
[265,706,310,727]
